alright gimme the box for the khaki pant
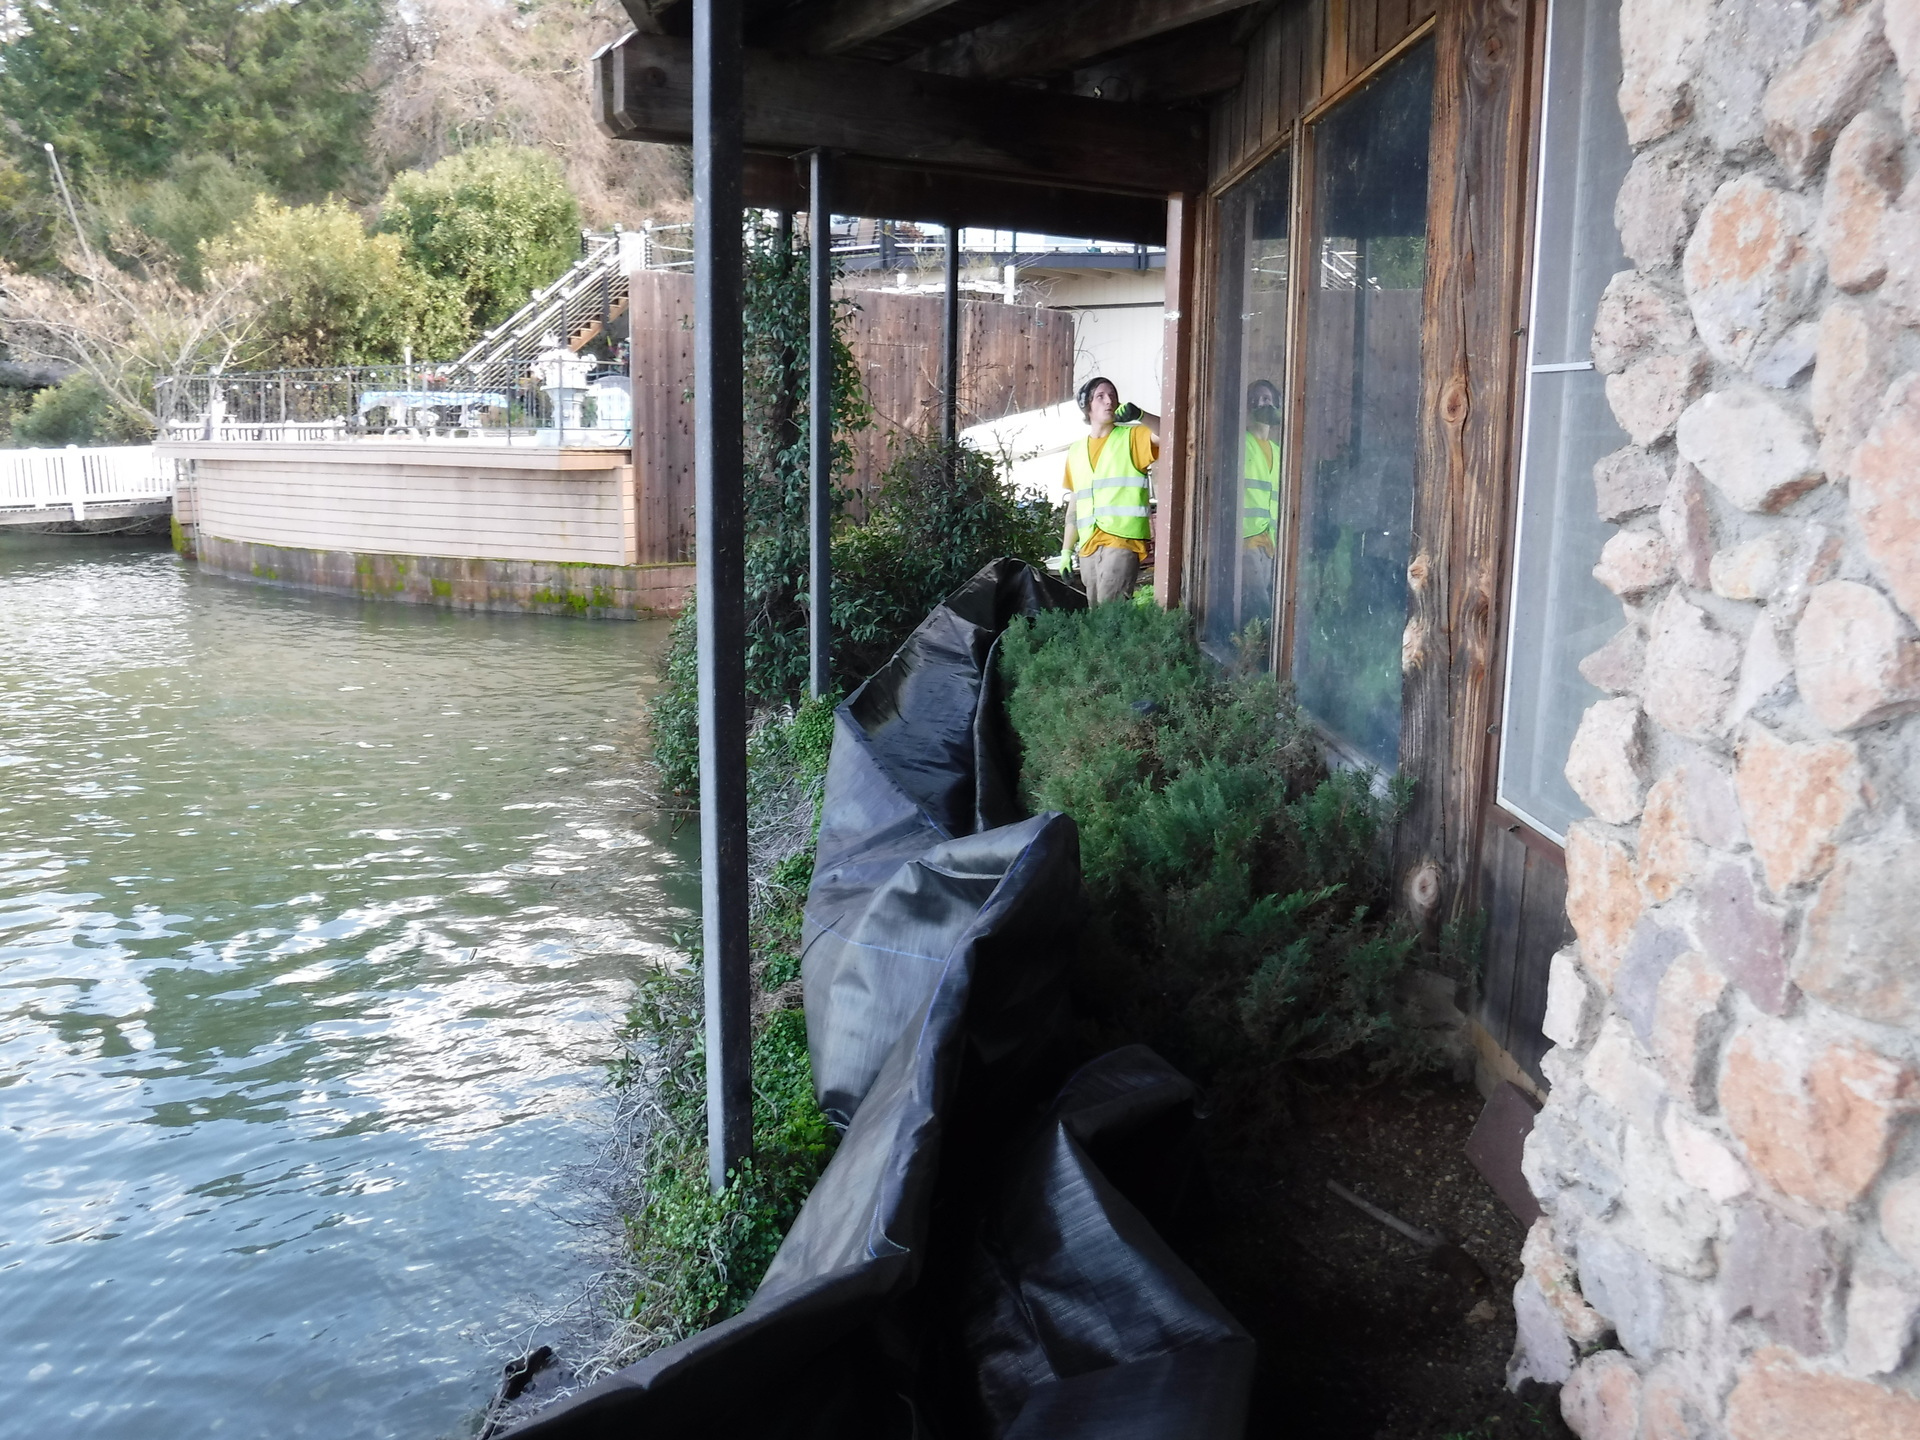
[1080,544,1141,605]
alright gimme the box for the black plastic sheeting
[508,559,1253,1439]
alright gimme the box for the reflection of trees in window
[1290,38,1434,772]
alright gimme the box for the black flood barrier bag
[507,559,1253,1439]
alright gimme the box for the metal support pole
[808,150,833,700]
[941,224,960,447]
[694,0,751,1194]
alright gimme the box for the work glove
[1051,550,1075,576]
[1114,401,1142,423]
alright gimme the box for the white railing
[0,445,176,521]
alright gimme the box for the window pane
[1498,0,1634,841]
[1291,40,1434,771]
[1528,0,1633,366]
[1500,369,1624,835]
[1199,152,1292,666]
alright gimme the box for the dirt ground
[1184,1073,1575,1440]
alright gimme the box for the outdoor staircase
[454,231,631,387]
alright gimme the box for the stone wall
[1515,1,1920,1435]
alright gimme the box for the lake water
[0,534,697,1439]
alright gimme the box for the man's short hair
[1076,375,1118,420]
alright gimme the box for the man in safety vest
[1241,378,1282,618]
[1057,375,1159,604]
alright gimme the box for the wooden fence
[626,269,1075,564]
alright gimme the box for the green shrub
[613,699,838,1342]
[208,195,466,366]
[10,372,144,445]
[618,988,835,1336]
[998,602,1431,1078]
[830,434,1062,682]
[737,225,869,708]
[377,141,581,336]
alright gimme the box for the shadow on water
[0,532,697,1439]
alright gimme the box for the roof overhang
[593,30,1207,241]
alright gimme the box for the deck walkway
[0,445,174,526]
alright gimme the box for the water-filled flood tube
[508,559,1254,1438]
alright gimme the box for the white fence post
[0,445,173,522]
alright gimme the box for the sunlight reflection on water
[0,534,696,1439]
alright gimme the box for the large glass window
[1290,40,1434,771]
[1497,0,1633,841]
[1199,151,1292,666]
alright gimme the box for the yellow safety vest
[1066,425,1151,541]
[1243,432,1280,539]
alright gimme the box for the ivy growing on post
[740,217,871,710]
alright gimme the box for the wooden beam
[1154,193,1196,611]
[766,0,963,55]
[1070,40,1243,104]
[741,153,1167,244]
[1398,0,1536,928]
[915,0,1256,80]
[594,30,1205,195]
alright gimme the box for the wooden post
[942,223,960,446]
[808,149,834,700]
[1154,193,1196,610]
[694,0,752,1193]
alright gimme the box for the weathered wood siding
[169,443,638,567]
[1209,0,1438,183]
[1191,0,1545,1076]
[1477,818,1573,1085]
[625,269,1075,555]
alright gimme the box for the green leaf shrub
[998,601,1432,1077]
[9,371,145,446]
[830,434,1062,682]
[376,141,581,337]
[614,700,838,1342]
[208,195,466,366]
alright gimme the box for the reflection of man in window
[1060,376,1160,604]
[1241,378,1282,622]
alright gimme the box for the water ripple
[0,534,695,1439]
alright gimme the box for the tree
[368,0,687,229]
[0,0,383,196]
[0,230,260,438]
[377,141,580,337]
[206,196,464,366]
[95,154,269,289]
[0,154,59,273]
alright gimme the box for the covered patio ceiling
[596,0,1276,242]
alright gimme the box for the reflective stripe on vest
[1066,424,1151,540]
[1243,432,1280,538]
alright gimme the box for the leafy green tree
[206,197,464,366]
[377,142,580,336]
[0,0,383,195]
[9,371,145,445]
[98,155,269,289]
[0,156,59,274]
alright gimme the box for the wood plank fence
[627,269,1075,563]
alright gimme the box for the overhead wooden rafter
[740,154,1167,244]
[593,31,1206,195]
[767,0,966,56]
[911,0,1257,80]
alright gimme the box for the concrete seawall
[194,533,693,618]
[159,440,694,618]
